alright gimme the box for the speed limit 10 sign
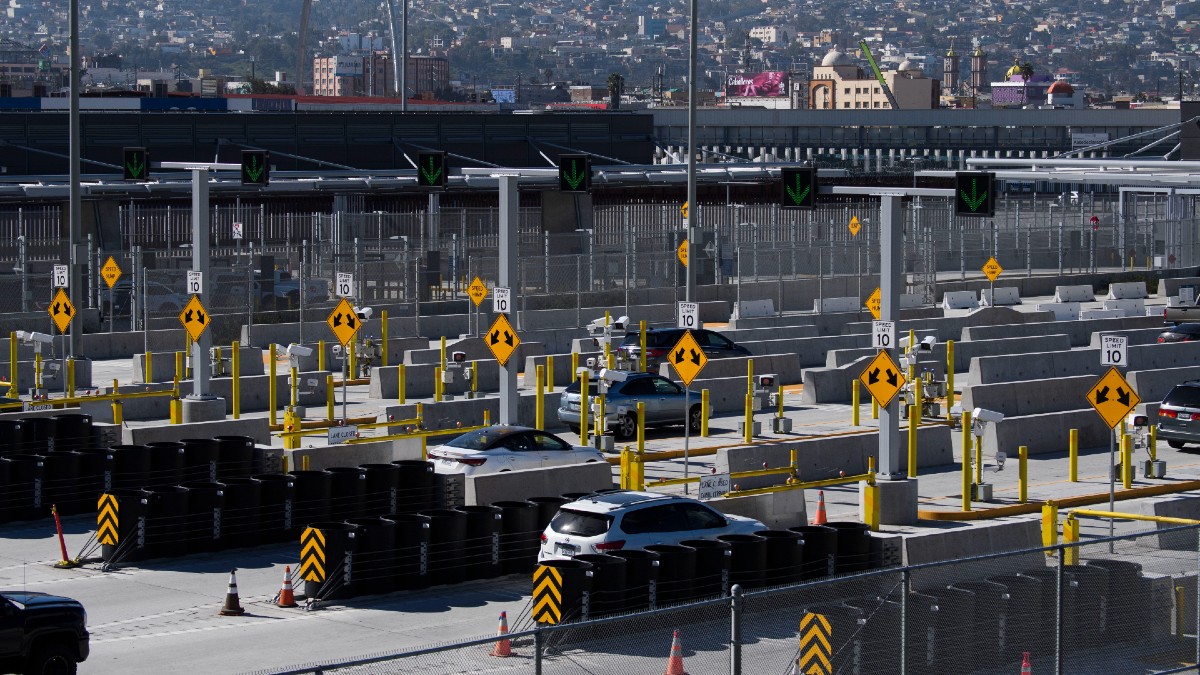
[1101,334,1127,367]
[493,287,512,314]
[677,301,699,328]
[872,321,896,350]
[336,272,354,298]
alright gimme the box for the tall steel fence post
[1055,544,1064,675]
[900,567,909,675]
[1195,532,1200,668]
[730,584,743,675]
[534,627,544,675]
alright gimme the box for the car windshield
[564,380,600,395]
[550,509,612,536]
[1165,386,1200,408]
[443,427,515,450]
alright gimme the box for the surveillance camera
[613,315,629,331]
[29,332,53,345]
[758,374,776,388]
[452,351,467,364]
[332,345,343,356]
[599,368,628,383]
[972,408,1005,424]
[919,336,936,351]
[576,367,590,377]
[14,330,29,341]
[1128,414,1149,427]
[995,451,1006,471]
[353,306,373,320]
[585,357,596,368]
[286,343,313,357]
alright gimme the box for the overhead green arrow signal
[123,147,148,181]
[563,160,587,190]
[416,152,447,189]
[244,156,264,182]
[421,155,443,186]
[558,154,591,193]
[779,166,816,210]
[960,178,987,212]
[785,176,811,206]
[241,150,269,186]
[954,171,995,217]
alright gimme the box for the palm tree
[1020,62,1034,105]
[607,72,624,110]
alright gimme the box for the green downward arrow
[126,154,145,179]
[563,160,587,190]
[960,178,988,212]
[785,174,811,205]
[421,155,443,185]
[244,156,265,182]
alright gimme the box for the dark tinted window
[679,503,727,529]
[498,433,533,452]
[1165,385,1200,408]
[701,331,735,349]
[619,504,687,534]
[618,378,655,395]
[551,509,612,536]
[445,427,516,450]
[564,380,600,395]
[531,432,570,451]
[648,330,683,348]
[652,377,683,395]
[620,333,641,347]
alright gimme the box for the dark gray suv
[617,328,751,372]
[1158,381,1200,448]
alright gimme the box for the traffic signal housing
[123,147,149,181]
[954,171,996,218]
[779,165,817,210]
[558,154,592,193]
[416,151,448,189]
[241,150,270,186]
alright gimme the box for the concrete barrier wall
[941,290,979,309]
[716,426,954,490]
[285,438,422,473]
[1054,285,1095,302]
[1087,328,1165,348]
[403,338,544,368]
[384,389,566,432]
[1103,298,1145,316]
[970,341,1200,386]
[962,315,1163,347]
[1163,276,1200,298]
[522,352,601,388]
[906,518,1044,587]
[741,334,871,370]
[0,358,93,391]
[370,361,512,400]
[1128,366,1200,405]
[735,299,775,318]
[119,416,272,445]
[983,408,1110,456]
[657,353,804,386]
[715,324,820,344]
[84,370,333,421]
[1107,281,1149,300]
[465,462,613,506]
[728,307,941,332]
[825,333,1071,375]
[981,287,1022,306]
[800,355,871,403]
[813,298,857,313]
[843,307,1048,344]
[134,346,264,383]
[962,374,1097,417]
[1037,303,1080,320]
[714,489,808,530]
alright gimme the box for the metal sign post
[498,176,518,425]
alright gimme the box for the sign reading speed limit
[1101,334,1127,367]
[186,270,203,295]
[52,264,69,289]
[677,301,699,328]
[872,320,896,350]
[493,287,512,314]
[336,272,354,298]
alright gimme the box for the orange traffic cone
[664,629,688,675]
[1020,651,1032,674]
[490,611,513,657]
[219,568,246,616]
[811,490,828,525]
[277,565,297,608]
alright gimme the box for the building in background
[809,49,939,109]
[312,53,448,98]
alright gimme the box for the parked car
[557,371,708,441]
[617,328,751,372]
[538,491,764,561]
[101,279,190,318]
[1157,380,1200,448]
[1157,323,1200,343]
[0,590,89,675]
[428,425,605,476]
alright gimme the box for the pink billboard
[725,71,789,97]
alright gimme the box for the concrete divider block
[1126,495,1200,550]
[983,408,1110,456]
[384,389,565,433]
[465,461,613,506]
[1162,276,1200,298]
[405,338,544,369]
[0,358,93,392]
[941,290,979,310]
[713,488,808,530]
[1053,285,1095,303]
[522,352,600,388]
[1128,366,1200,406]
[120,416,271,445]
[1081,309,1126,320]
[971,340,1200,387]
[963,374,1096,417]
[900,293,924,309]
[370,361,507,399]
[981,286,1022,306]
[285,438,420,473]
[1088,327,1168,348]
[1103,298,1145,316]
[813,297,858,313]
[741,334,870,369]
[906,518,1044,590]
[800,355,871,403]
[844,307,1036,345]
[733,299,775,319]
[1107,281,1149,300]
[963,315,1163,347]
[658,353,803,386]
[1036,302,1080,320]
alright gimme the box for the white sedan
[428,425,606,476]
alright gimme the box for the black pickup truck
[0,591,89,675]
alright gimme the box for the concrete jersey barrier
[813,297,858,313]
[941,290,980,310]
[961,315,1163,347]
[1036,303,1081,321]
[981,287,1021,306]
[1053,285,1095,303]
[968,340,1200,386]
[1107,281,1149,300]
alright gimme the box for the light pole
[684,0,698,303]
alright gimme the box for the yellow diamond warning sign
[101,256,123,289]
[669,330,707,387]
[677,239,688,267]
[983,256,1003,282]
[486,313,521,366]
[866,287,881,320]
[467,276,488,307]
[326,297,361,347]
[48,288,75,334]
[1087,366,1140,430]
[848,216,862,236]
[179,295,210,342]
[859,350,905,408]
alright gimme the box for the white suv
[537,491,764,561]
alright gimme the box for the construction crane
[858,40,901,110]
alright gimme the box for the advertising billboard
[726,71,789,97]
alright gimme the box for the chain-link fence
[254,523,1200,675]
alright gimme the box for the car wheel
[1168,439,1186,449]
[688,405,702,434]
[26,641,77,675]
[616,414,637,440]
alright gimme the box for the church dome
[1047,80,1074,95]
[898,59,920,72]
[821,50,853,67]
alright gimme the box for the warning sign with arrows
[865,287,882,320]
[1087,366,1141,429]
[669,330,707,387]
[179,295,210,342]
[48,288,75,334]
[486,313,521,366]
[97,494,118,546]
[101,256,122,288]
[799,612,832,675]
[326,297,361,347]
[467,276,488,307]
[299,527,326,583]
[532,565,563,625]
[858,350,905,408]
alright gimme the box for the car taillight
[645,348,668,359]
[457,457,488,466]
[540,533,548,544]
[593,540,626,552]
[1158,337,1166,343]
[1161,409,1178,419]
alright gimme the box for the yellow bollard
[639,320,647,372]
[571,352,579,381]
[636,401,645,458]
[34,352,41,391]
[744,394,754,443]
[871,395,879,420]
[907,404,918,478]
[232,341,241,419]
[283,409,302,450]
[788,449,799,484]
[269,343,277,427]
[1069,428,1079,482]
[1149,424,1158,462]
[66,358,74,398]
[1178,587,1188,641]
[110,378,123,424]
[434,366,443,402]
[348,340,357,379]
[945,340,955,420]
[580,370,590,447]
[1063,513,1079,565]
[145,350,152,385]
[282,456,289,474]
[604,311,612,369]
[326,374,335,421]
[863,480,881,532]
[1122,433,1133,489]
[536,365,545,430]
[961,409,973,512]
[175,351,184,383]
[213,346,222,376]
[620,445,631,489]
[398,364,406,404]
[701,389,710,437]
[381,310,388,367]
[1019,446,1029,503]
[318,340,326,372]
[302,455,310,471]
[439,336,446,371]
[484,408,490,426]
[546,355,555,392]
[7,331,17,398]
[471,361,478,397]
[169,380,182,424]
[851,380,860,426]
[1042,501,1058,549]
[975,439,983,487]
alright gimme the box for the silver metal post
[900,568,909,675]
[683,388,691,494]
[498,175,519,425]
[879,195,903,479]
[1109,429,1116,549]
[190,168,212,400]
[730,584,743,675]
[684,0,698,303]
[1055,547,1064,675]
[68,0,81,358]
